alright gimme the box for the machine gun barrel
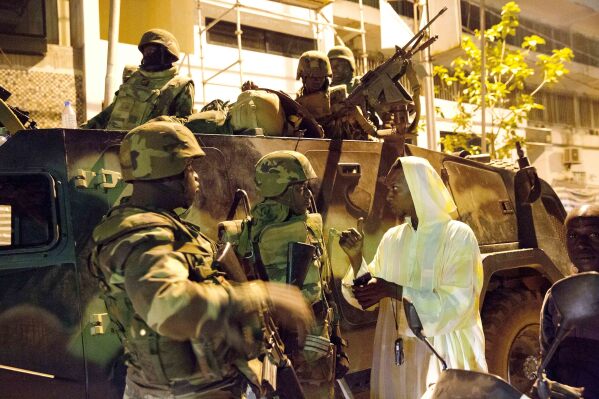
[402,6,447,54]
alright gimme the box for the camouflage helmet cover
[255,150,317,197]
[120,120,205,182]
[138,28,181,61]
[296,50,332,80]
[327,45,356,71]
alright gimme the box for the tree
[434,1,574,159]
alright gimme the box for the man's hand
[339,217,365,272]
[241,80,259,92]
[264,282,315,340]
[353,278,402,310]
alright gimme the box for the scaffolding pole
[197,0,368,105]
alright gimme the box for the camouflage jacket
[91,205,265,395]
[83,66,194,130]
[296,86,375,140]
[338,76,362,94]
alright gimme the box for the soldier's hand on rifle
[241,80,259,91]
[265,282,315,339]
[339,217,364,273]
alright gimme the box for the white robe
[342,157,488,399]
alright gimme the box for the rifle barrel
[401,6,447,52]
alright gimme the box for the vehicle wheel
[482,289,542,394]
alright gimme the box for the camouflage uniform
[221,151,347,399]
[328,46,380,129]
[327,46,362,94]
[83,29,194,130]
[295,51,375,140]
[91,121,269,398]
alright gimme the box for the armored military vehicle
[0,124,569,398]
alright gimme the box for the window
[0,173,58,251]
[206,18,316,58]
[0,0,56,54]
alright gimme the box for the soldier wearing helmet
[327,45,361,93]
[222,150,350,398]
[296,50,375,140]
[91,122,314,398]
[328,46,381,129]
[83,29,195,130]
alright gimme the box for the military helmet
[138,28,180,61]
[296,51,332,80]
[120,120,205,182]
[255,150,317,197]
[327,46,356,71]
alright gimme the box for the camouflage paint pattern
[296,51,332,80]
[92,205,265,396]
[0,128,572,398]
[120,120,204,181]
[138,29,181,61]
[254,150,317,198]
[327,46,357,72]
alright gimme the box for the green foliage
[434,1,574,158]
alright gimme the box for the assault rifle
[213,242,306,399]
[340,6,447,135]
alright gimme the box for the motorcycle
[403,298,529,399]
[534,272,599,399]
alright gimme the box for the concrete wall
[0,45,85,128]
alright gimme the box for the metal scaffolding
[195,0,368,104]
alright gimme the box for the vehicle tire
[482,288,542,394]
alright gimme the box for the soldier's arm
[122,226,268,342]
[172,81,195,119]
[81,100,116,129]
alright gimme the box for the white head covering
[391,157,458,290]
[398,156,457,227]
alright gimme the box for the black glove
[331,335,350,380]
[335,351,350,380]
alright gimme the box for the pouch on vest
[296,91,331,120]
[107,83,160,129]
[185,109,233,134]
[229,90,285,136]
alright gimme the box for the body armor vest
[296,90,331,120]
[91,207,236,388]
[231,213,328,305]
[107,67,191,130]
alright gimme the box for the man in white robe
[339,156,487,399]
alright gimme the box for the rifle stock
[214,242,306,399]
[287,242,316,289]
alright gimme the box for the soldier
[222,151,349,398]
[327,45,361,94]
[295,50,375,140]
[539,204,599,398]
[90,121,313,398]
[328,46,382,129]
[83,29,194,130]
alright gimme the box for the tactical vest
[225,213,329,305]
[295,86,348,121]
[91,207,239,389]
[296,90,331,120]
[107,67,191,130]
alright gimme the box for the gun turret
[338,7,447,137]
